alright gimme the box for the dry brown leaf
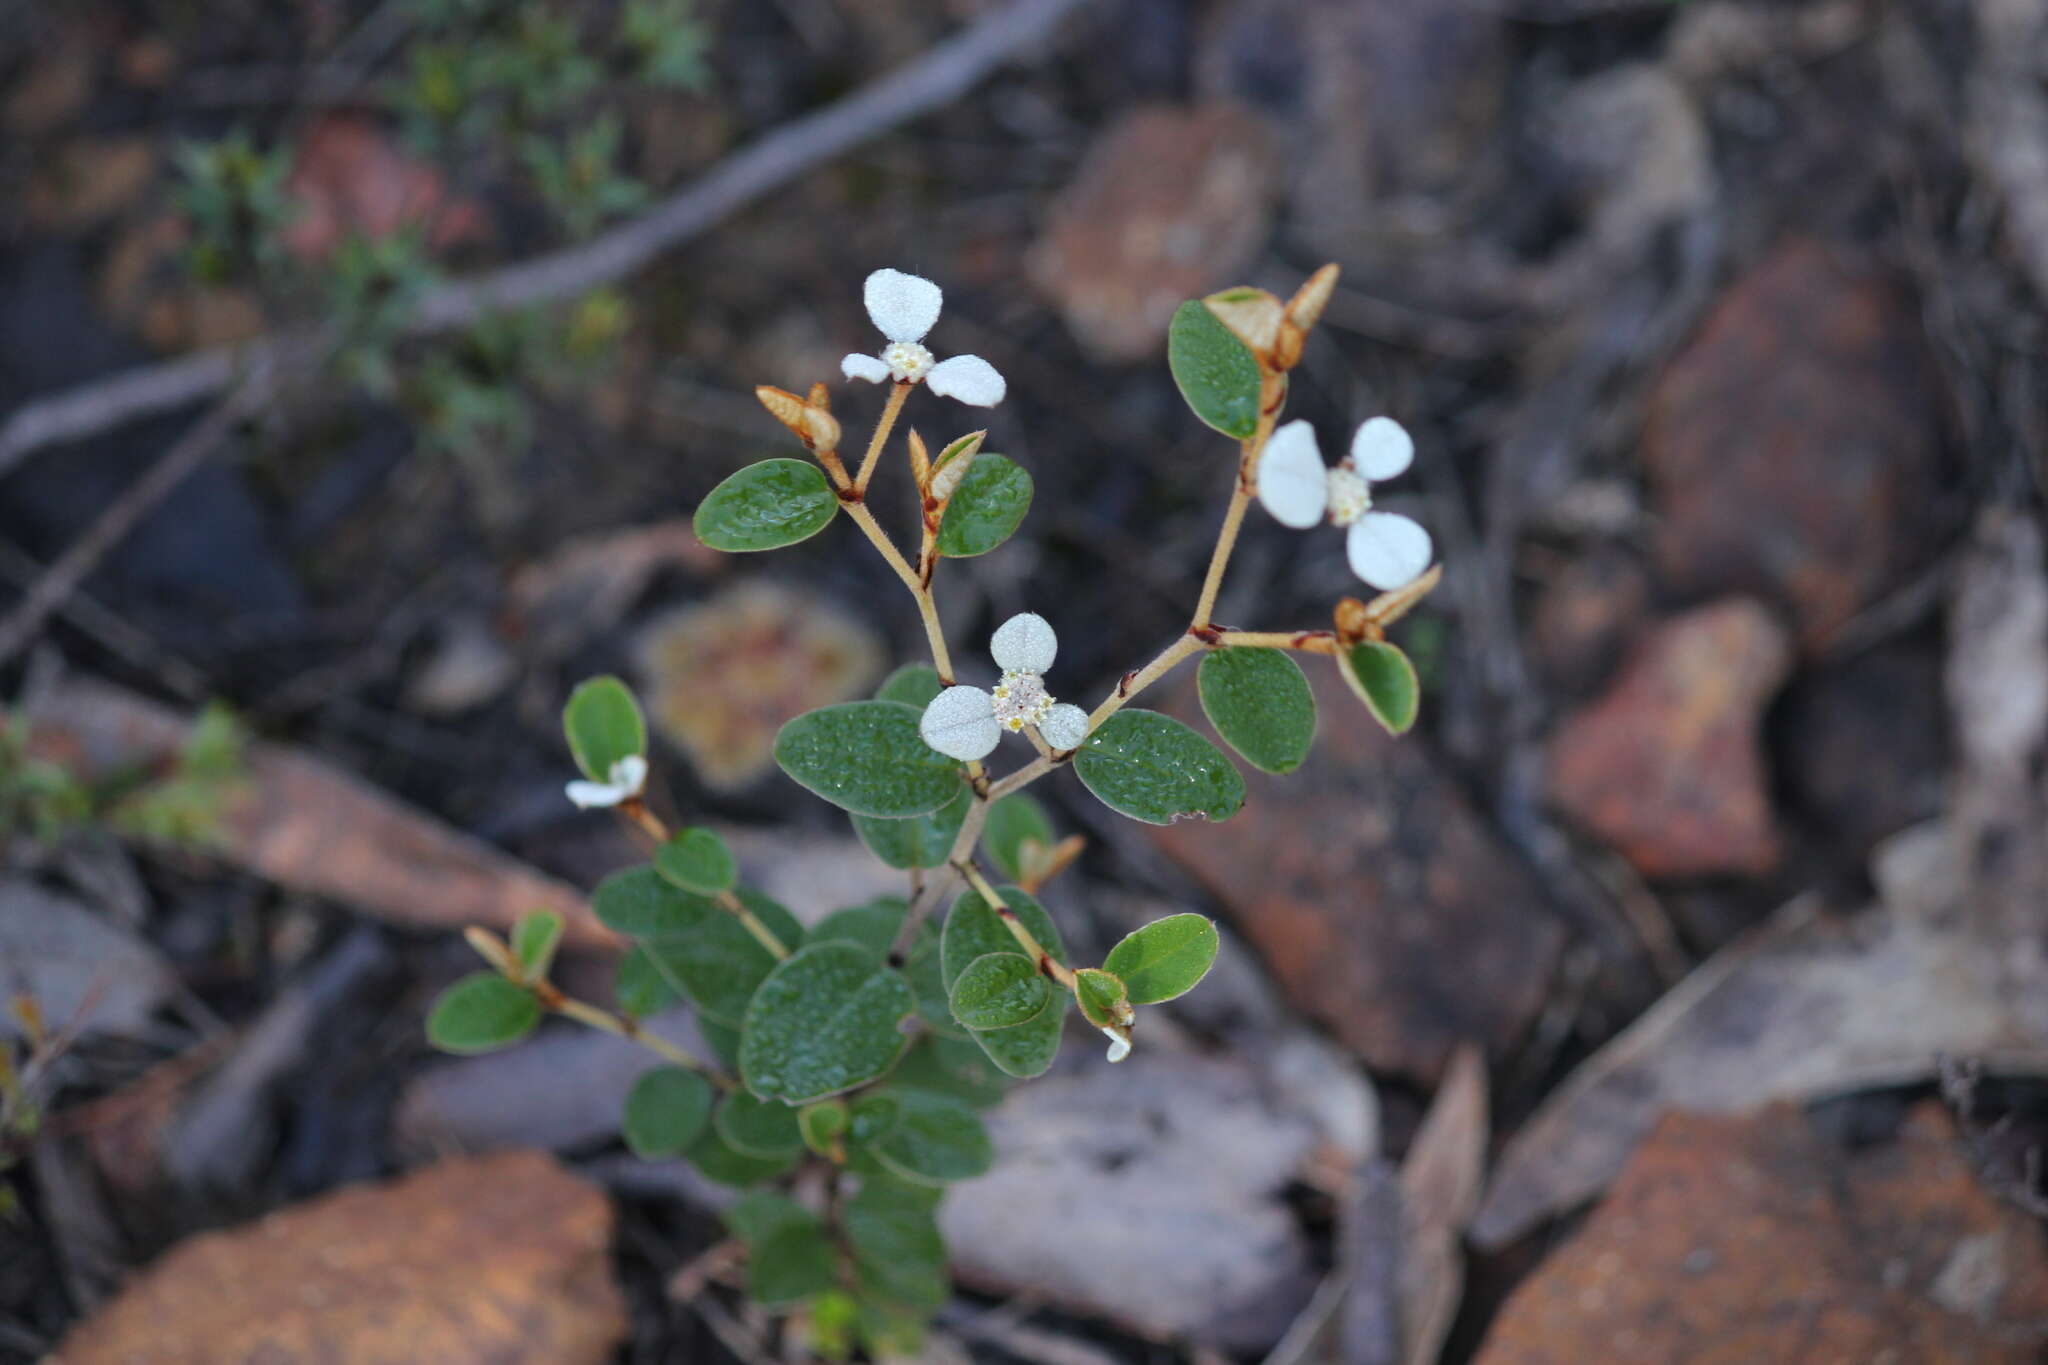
[1398,1045,1487,1365]
[47,1150,626,1365]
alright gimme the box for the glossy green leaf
[982,792,1054,881]
[562,675,645,781]
[692,457,838,552]
[935,453,1032,558]
[798,1100,849,1156]
[749,1219,838,1307]
[1073,709,1245,825]
[844,1182,950,1311]
[639,889,803,1027]
[1198,647,1316,775]
[948,952,1052,1031]
[714,1090,805,1158]
[807,898,956,1036]
[1073,967,1131,1029]
[592,865,709,938]
[654,826,736,894]
[427,973,540,1054]
[1340,640,1420,735]
[685,1124,800,1187]
[510,909,564,979]
[848,1091,901,1147]
[852,786,969,870]
[723,1190,812,1247]
[888,1035,1011,1109]
[613,945,679,1018]
[739,942,916,1103]
[1168,299,1262,440]
[941,886,1067,1079]
[1102,913,1220,1004]
[774,701,967,818]
[622,1065,714,1157]
[866,1090,992,1186]
[875,663,944,709]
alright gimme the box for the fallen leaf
[47,1150,626,1364]
[281,114,489,263]
[1397,1044,1487,1365]
[0,880,175,1042]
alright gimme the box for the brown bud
[1017,833,1087,894]
[802,405,841,452]
[907,429,931,489]
[927,430,987,503]
[1203,287,1285,363]
[1362,563,1443,630]
[755,385,809,436]
[1334,596,1374,646]
[806,382,831,413]
[1285,263,1340,334]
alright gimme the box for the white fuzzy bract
[566,754,648,809]
[1254,416,1434,591]
[918,612,1088,760]
[841,268,1007,407]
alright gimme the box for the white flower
[1255,417,1434,591]
[919,612,1090,760]
[1100,1026,1132,1063]
[840,268,1007,407]
[565,754,648,810]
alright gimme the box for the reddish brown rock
[49,1151,626,1365]
[1642,237,1944,650]
[1027,104,1277,362]
[1547,598,1791,878]
[1474,1103,2048,1365]
[1149,670,1563,1081]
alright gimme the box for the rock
[1026,104,1277,363]
[1148,671,1563,1081]
[1641,238,1945,650]
[47,1151,626,1365]
[1777,639,1946,859]
[281,114,489,263]
[1473,1104,2048,1363]
[0,880,175,1042]
[1547,599,1792,879]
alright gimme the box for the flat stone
[1147,671,1562,1081]
[1474,1103,2048,1364]
[1642,237,1945,650]
[1547,598,1792,879]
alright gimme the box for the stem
[1191,485,1250,629]
[854,381,911,493]
[716,889,791,959]
[1085,632,1204,728]
[547,992,734,1089]
[842,501,922,593]
[1213,629,1339,654]
[957,861,1077,991]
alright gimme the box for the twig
[0,0,1095,479]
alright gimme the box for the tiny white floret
[917,612,1079,759]
[1101,1026,1132,1063]
[841,268,1007,407]
[566,754,648,810]
[1254,416,1433,591]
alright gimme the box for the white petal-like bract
[566,780,626,809]
[1101,1027,1132,1063]
[610,755,649,793]
[989,612,1057,675]
[1346,512,1433,591]
[1350,416,1415,481]
[841,352,891,384]
[1256,420,1329,528]
[920,685,1002,761]
[1038,702,1090,751]
[925,354,1007,407]
[863,268,942,343]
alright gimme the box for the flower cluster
[919,613,1090,759]
[1255,416,1432,591]
[841,268,1006,407]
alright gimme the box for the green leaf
[715,1090,805,1158]
[865,1090,992,1186]
[427,974,540,1054]
[1168,299,1263,440]
[1198,648,1316,775]
[852,786,969,870]
[1340,640,1420,735]
[948,952,1052,1031]
[749,1219,838,1307]
[941,887,1067,1079]
[775,701,967,818]
[654,826,737,894]
[807,898,955,1036]
[739,942,916,1103]
[935,454,1032,558]
[723,1190,812,1247]
[622,1065,714,1157]
[1073,967,1131,1029]
[685,1124,800,1187]
[982,793,1054,881]
[875,663,944,708]
[1073,709,1246,825]
[592,865,709,937]
[889,1035,1011,1109]
[639,891,801,1028]
[511,910,565,979]
[798,1100,849,1156]
[1102,913,1221,1004]
[614,945,680,1018]
[699,1017,744,1070]
[562,675,645,781]
[692,457,838,552]
[844,1182,950,1311]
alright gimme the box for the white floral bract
[1254,416,1434,591]
[1101,1026,1132,1063]
[841,268,1007,407]
[918,612,1087,760]
[565,754,648,810]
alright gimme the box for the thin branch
[0,0,1094,479]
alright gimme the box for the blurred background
[3,0,2047,1360]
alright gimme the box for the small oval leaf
[982,792,1054,881]
[844,1181,950,1311]
[510,910,565,979]
[692,457,838,552]
[749,1220,838,1306]
[1340,640,1420,734]
[623,1065,715,1157]
[592,865,712,938]
[685,1123,801,1187]
[1102,913,1220,1004]
[866,1090,992,1186]
[654,826,737,894]
[875,663,944,709]
[638,888,803,1027]
[1073,966,1131,1029]
[852,786,969,870]
[714,1090,806,1158]
[427,973,540,1054]
[798,1100,849,1156]
[1168,299,1262,440]
[948,952,1052,1031]
[940,886,1068,1079]
[562,675,645,781]
[935,453,1033,558]
[774,701,967,818]
[1073,709,1246,825]
[613,945,680,1018]
[739,942,916,1103]
[1198,647,1316,775]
